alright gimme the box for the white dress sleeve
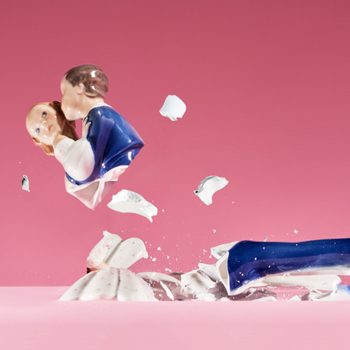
[54,137,95,182]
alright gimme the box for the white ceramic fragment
[159,95,186,121]
[211,241,238,259]
[312,285,350,301]
[181,270,218,301]
[262,274,341,292]
[137,272,181,285]
[60,267,157,302]
[194,176,229,205]
[59,271,99,301]
[61,232,159,302]
[288,295,302,302]
[86,231,148,270]
[86,231,122,269]
[106,237,148,269]
[78,268,119,301]
[160,281,175,301]
[138,272,181,301]
[117,269,157,301]
[107,189,158,222]
[198,263,220,282]
[21,175,30,192]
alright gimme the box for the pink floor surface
[0,287,349,350]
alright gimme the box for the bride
[26,101,132,209]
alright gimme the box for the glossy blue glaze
[227,239,350,292]
[66,106,144,185]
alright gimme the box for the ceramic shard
[159,95,186,121]
[107,189,158,222]
[194,176,229,205]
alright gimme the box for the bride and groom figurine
[25,65,144,209]
[25,65,350,302]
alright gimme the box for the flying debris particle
[21,175,30,192]
[159,95,186,121]
[165,268,172,273]
[231,201,235,204]
[194,176,229,205]
[107,189,158,222]
[263,236,268,242]
[161,209,165,213]
[152,257,157,262]
[166,255,170,260]
[213,229,217,234]
[294,229,299,234]
[157,247,162,251]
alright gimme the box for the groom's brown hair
[64,64,109,98]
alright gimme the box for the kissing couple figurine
[26,65,144,209]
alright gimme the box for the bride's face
[26,103,61,145]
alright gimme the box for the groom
[53,64,144,209]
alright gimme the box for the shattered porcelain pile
[60,232,350,302]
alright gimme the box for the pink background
[1,0,350,285]
[2,287,350,350]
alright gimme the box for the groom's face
[60,77,84,121]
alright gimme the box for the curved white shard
[59,271,99,301]
[78,268,119,301]
[181,270,218,301]
[137,272,181,285]
[198,263,220,282]
[194,176,229,205]
[86,230,122,269]
[86,231,148,270]
[159,95,186,121]
[60,267,157,302]
[106,237,148,269]
[307,285,350,301]
[262,274,341,292]
[107,189,158,222]
[211,241,238,259]
[21,175,30,192]
[138,272,181,301]
[117,269,157,301]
